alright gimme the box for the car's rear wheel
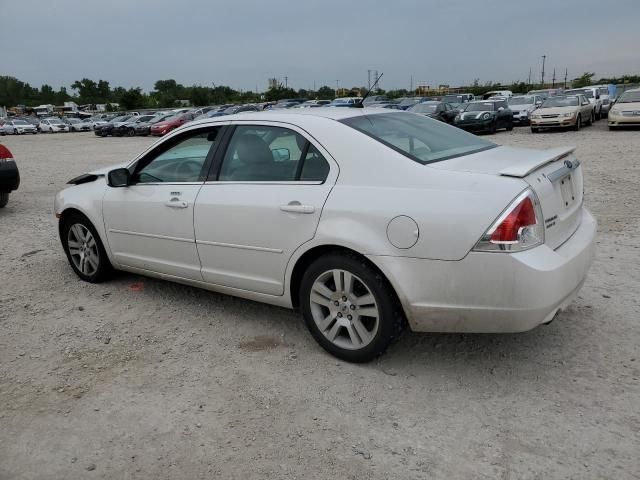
[127,128,135,137]
[0,192,9,208]
[531,127,539,133]
[61,213,113,283]
[299,252,406,363]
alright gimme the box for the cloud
[1,0,638,92]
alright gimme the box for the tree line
[2,73,639,110]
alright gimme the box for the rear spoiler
[499,146,576,178]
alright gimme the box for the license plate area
[558,173,576,209]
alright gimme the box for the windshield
[509,96,534,105]
[13,120,29,125]
[542,96,579,107]
[67,118,80,123]
[409,103,438,113]
[618,91,640,103]
[465,102,495,112]
[443,95,463,103]
[341,112,495,164]
[110,116,128,123]
[49,119,64,125]
[136,115,155,122]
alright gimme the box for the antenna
[354,72,383,108]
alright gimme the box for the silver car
[0,119,38,135]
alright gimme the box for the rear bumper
[0,160,20,192]
[370,207,596,333]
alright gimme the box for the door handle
[280,202,315,214]
[165,199,188,208]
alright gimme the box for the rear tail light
[473,189,544,252]
[0,144,14,162]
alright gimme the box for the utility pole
[336,80,340,95]
[284,76,288,89]
[541,55,546,87]
[528,67,532,87]
[552,68,556,88]
[368,70,371,90]
[374,70,379,92]
[410,75,413,92]
[564,68,568,89]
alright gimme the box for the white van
[586,85,613,115]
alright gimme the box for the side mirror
[107,168,131,187]
[272,148,290,162]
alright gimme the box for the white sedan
[54,109,596,362]
[39,118,70,133]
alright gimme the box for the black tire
[489,122,497,134]
[60,212,113,283]
[596,109,601,121]
[573,115,581,131]
[127,128,135,137]
[0,192,8,208]
[506,122,514,131]
[609,125,617,131]
[590,112,595,125]
[531,127,539,133]
[299,252,407,363]
[14,129,19,135]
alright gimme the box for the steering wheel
[175,160,203,180]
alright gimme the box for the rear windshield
[509,96,533,105]
[340,112,496,164]
[410,103,438,113]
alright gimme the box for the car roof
[186,107,398,128]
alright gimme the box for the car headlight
[562,112,575,118]
[531,114,541,119]
[610,108,621,115]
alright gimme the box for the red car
[150,112,195,136]
[0,144,20,208]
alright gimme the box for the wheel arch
[288,244,405,316]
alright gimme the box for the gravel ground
[1,122,639,479]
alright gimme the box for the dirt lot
[1,122,639,479]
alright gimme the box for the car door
[578,95,591,118]
[194,122,337,296]
[102,125,224,280]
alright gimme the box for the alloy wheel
[67,223,100,276]
[309,269,379,350]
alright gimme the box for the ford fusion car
[54,109,596,362]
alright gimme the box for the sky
[1,0,639,93]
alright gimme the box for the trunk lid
[431,145,584,249]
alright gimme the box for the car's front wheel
[61,213,113,283]
[0,192,9,208]
[299,252,406,362]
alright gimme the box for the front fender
[54,181,115,264]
